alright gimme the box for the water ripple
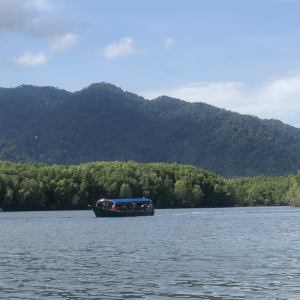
[1,207,300,299]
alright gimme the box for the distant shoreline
[1,204,295,213]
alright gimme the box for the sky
[1,0,300,127]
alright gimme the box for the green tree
[119,183,132,198]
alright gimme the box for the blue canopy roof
[102,198,152,203]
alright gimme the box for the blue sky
[1,0,300,126]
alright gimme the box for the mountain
[0,82,300,178]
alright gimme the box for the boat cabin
[96,198,153,212]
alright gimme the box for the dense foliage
[229,175,291,206]
[1,83,300,178]
[0,160,295,212]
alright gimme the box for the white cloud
[49,33,78,52]
[0,0,81,66]
[26,0,53,11]
[12,51,48,67]
[137,74,300,128]
[164,37,176,48]
[103,37,136,59]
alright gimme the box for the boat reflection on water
[88,198,155,217]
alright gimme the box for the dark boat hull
[88,205,155,217]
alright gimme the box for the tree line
[0,160,297,212]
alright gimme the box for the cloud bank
[0,0,77,38]
[138,74,300,128]
[0,0,33,32]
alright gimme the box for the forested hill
[1,82,300,178]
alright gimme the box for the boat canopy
[98,198,152,204]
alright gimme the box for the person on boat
[111,204,116,211]
[132,202,137,211]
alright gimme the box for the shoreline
[0,204,295,213]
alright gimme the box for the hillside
[0,82,300,178]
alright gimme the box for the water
[1,207,300,299]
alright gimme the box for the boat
[88,198,155,217]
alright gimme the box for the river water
[1,206,300,299]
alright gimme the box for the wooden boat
[88,198,155,217]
